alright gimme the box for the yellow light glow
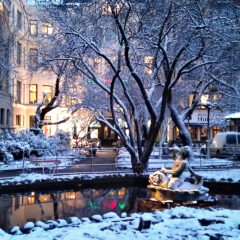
[201,94,209,104]
[144,56,154,75]
[0,2,4,12]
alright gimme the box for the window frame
[16,10,22,30]
[16,80,22,103]
[42,22,53,36]
[29,48,38,66]
[17,42,21,65]
[29,84,38,104]
[42,85,52,103]
[30,19,38,36]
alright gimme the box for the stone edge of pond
[9,212,139,235]
[0,173,240,194]
[0,174,149,194]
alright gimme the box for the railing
[1,147,240,179]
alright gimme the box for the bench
[30,158,61,164]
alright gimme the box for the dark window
[226,134,237,144]
[16,115,21,126]
[17,42,21,65]
[29,116,35,128]
[237,135,240,144]
[17,10,22,30]
[29,49,38,66]
[16,81,21,103]
[0,108,5,125]
[6,109,10,125]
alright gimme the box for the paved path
[59,149,118,173]
[0,149,119,179]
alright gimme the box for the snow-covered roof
[224,112,240,119]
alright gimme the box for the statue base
[147,184,209,202]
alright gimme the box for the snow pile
[0,207,239,240]
[0,129,71,163]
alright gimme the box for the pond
[0,187,240,231]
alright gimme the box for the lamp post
[206,106,211,158]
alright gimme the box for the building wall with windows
[6,0,71,134]
[0,0,13,131]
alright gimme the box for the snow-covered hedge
[0,129,70,163]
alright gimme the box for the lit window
[64,192,76,200]
[29,84,37,103]
[102,2,112,14]
[30,20,38,36]
[144,56,154,74]
[102,2,120,14]
[27,196,35,205]
[17,10,22,30]
[29,48,38,66]
[39,194,51,203]
[201,94,209,104]
[0,2,4,12]
[42,22,53,36]
[42,85,52,103]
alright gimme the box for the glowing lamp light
[119,203,126,210]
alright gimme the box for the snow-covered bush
[0,142,14,163]
[54,130,70,147]
[0,129,71,163]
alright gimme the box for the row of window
[30,20,53,37]
[10,3,53,36]
[16,82,52,104]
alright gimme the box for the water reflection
[0,188,239,231]
[0,187,150,231]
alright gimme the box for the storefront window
[213,126,221,137]
[200,127,207,141]
[189,126,198,140]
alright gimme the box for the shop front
[169,108,224,145]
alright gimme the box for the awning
[224,112,240,119]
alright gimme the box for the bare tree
[34,0,238,173]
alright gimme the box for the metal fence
[2,147,240,178]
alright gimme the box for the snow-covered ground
[117,148,236,170]
[0,151,81,171]
[0,207,239,240]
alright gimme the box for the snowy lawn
[117,148,237,171]
[0,207,239,240]
[0,151,82,171]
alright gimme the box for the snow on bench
[30,158,61,164]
